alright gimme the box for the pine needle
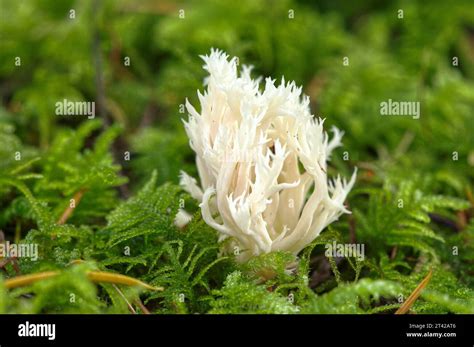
[4,270,163,291]
[57,188,87,225]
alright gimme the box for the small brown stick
[4,271,59,288]
[112,284,136,314]
[4,270,163,291]
[395,269,433,314]
[57,188,87,225]
[14,221,21,244]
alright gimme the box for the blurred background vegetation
[0,0,473,313]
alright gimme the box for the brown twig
[92,0,108,126]
[57,188,87,225]
[134,298,151,314]
[390,246,398,260]
[112,284,136,314]
[395,268,433,314]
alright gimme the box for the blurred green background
[0,0,473,199]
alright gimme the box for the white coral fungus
[180,49,356,262]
